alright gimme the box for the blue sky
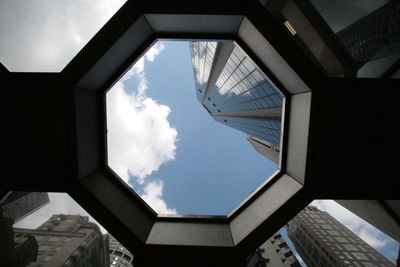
[105,40,399,264]
[107,41,277,215]
[3,0,398,265]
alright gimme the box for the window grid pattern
[205,45,283,114]
[1,192,49,223]
[287,206,395,267]
[190,41,284,149]
[214,116,281,146]
[109,235,133,267]
[190,41,218,102]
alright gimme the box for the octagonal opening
[105,40,285,216]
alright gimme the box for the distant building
[0,214,38,267]
[335,2,400,65]
[287,206,395,267]
[109,234,134,267]
[190,41,283,163]
[0,192,49,223]
[246,232,300,267]
[247,135,280,164]
[14,214,109,267]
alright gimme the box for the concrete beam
[212,106,282,120]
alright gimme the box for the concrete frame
[2,0,399,266]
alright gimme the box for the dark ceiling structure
[2,0,399,266]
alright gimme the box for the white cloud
[15,193,107,234]
[140,180,177,214]
[107,42,177,185]
[311,200,389,249]
[0,0,126,71]
[145,42,165,62]
[123,42,166,82]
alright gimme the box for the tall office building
[0,192,49,223]
[246,232,300,267]
[287,206,395,267]
[336,2,399,65]
[190,41,283,161]
[14,214,109,267]
[0,214,38,267]
[109,234,134,267]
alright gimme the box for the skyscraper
[246,232,300,267]
[0,214,38,267]
[190,41,283,161]
[108,234,134,267]
[335,2,400,65]
[0,192,49,223]
[287,206,395,267]
[13,214,109,267]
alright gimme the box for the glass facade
[214,116,281,146]
[190,41,218,103]
[287,206,395,267]
[190,41,284,149]
[205,45,283,114]
[109,234,133,267]
[260,0,399,77]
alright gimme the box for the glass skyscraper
[109,234,134,267]
[190,41,284,162]
[287,206,395,267]
[0,192,49,223]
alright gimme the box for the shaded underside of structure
[1,0,399,266]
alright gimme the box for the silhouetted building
[246,232,300,267]
[336,2,399,64]
[190,41,283,162]
[287,206,395,267]
[263,0,399,78]
[14,214,108,267]
[0,214,38,267]
[0,192,49,223]
[109,234,134,267]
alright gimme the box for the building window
[39,245,51,251]
[48,236,61,242]
[334,236,348,243]
[352,252,368,260]
[343,244,358,251]
[321,224,333,230]
[35,235,45,241]
[326,230,340,236]
[44,255,53,262]
[361,262,375,267]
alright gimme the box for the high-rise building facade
[109,234,134,267]
[13,214,109,267]
[0,192,49,223]
[287,206,395,267]
[0,214,38,267]
[190,41,284,161]
[246,232,300,267]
